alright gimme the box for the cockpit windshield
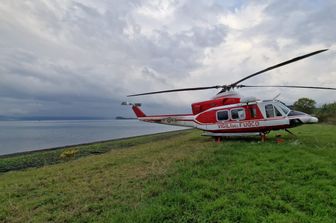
[277,101,291,115]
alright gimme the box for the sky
[0,0,336,119]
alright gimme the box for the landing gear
[260,131,270,142]
[285,129,296,137]
[215,136,222,143]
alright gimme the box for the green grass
[1,125,336,222]
[0,130,187,172]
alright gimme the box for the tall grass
[1,125,336,222]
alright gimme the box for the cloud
[0,0,335,118]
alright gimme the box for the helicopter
[123,49,336,141]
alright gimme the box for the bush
[60,149,79,159]
[316,102,336,124]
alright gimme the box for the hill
[1,125,336,222]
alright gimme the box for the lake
[0,120,188,155]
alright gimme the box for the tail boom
[138,114,195,127]
[122,102,195,127]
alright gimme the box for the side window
[231,108,245,120]
[217,110,229,121]
[274,107,282,117]
[265,104,275,118]
[250,107,257,118]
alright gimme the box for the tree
[316,102,336,123]
[293,97,316,114]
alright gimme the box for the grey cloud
[181,25,227,48]
[259,0,336,47]
[134,24,227,78]
[0,0,201,116]
[141,66,167,84]
[0,0,335,118]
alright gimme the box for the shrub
[316,102,336,124]
[60,149,79,159]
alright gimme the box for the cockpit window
[288,110,306,116]
[265,104,283,118]
[278,103,290,115]
[274,107,282,116]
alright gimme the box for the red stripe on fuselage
[208,124,291,133]
[144,114,193,118]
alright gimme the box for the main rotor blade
[231,49,328,86]
[127,85,222,97]
[238,85,336,90]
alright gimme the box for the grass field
[1,124,336,222]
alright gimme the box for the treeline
[293,98,336,124]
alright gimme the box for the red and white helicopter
[124,49,336,141]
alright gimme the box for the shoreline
[0,129,191,158]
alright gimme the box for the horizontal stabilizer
[121,102,142,107]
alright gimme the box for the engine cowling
[191,97,241,115]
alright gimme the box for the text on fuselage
[217,120,260,129]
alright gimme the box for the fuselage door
[258,101,290,126]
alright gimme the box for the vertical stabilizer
[132,105,146,118]
[122,102,146,118]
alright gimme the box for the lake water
[0,120,188,155]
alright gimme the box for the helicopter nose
[301,116,318,124]
[309,116,318,123]
[294,115,318,124]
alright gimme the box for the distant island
[0,116,112,121]
[0,116,137,121]
[115,116,137,120]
